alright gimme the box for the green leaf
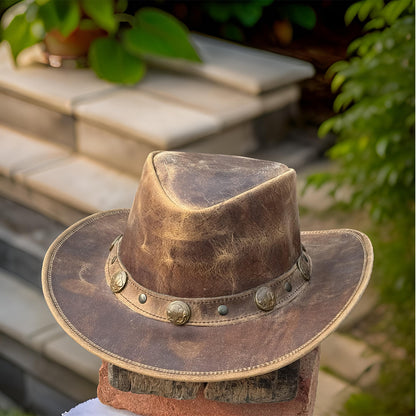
[358,0,378,21]
[382,0,412,24]
[222,23,244,42]
[318,118,336,137]
[89,37,146,84]
[81,0,118,34]
[331,73,346,92]
[123,8,201,62]
[327,60,349,77]
[2,13,41,62]
[233,3,263,27]
[205,3,232,23]
[286,5,316,30]
[115,0,128,13]
[364,17,386,30]
[334,92,354,112]
[78,18,99,31]
[38,0,80,37]
[376,137,389,157]
[345,2,362,25]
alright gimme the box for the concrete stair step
[0,268,100,415]
[0,123,328,227]
[0,35,314,176]
[0,124,137,225]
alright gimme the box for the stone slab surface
[139,70,263,127]
[320,333,381,388]
[0,174,87,226]
[74,89,220,148]
[78,118,259,177]
[44,335,102,384]
[314,371,358,416]
[0,268,57,346]
[152,34,315,94]
[22,155,137,214]
[0,124,70,177]
[0,268,101,384]
[177,121,258,155]
[0,92,76,147]
[0,195,64,260]
[76,121,155,177]
[0,44,116,114]
[0,332,97,406]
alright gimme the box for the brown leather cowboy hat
[42,151,373,382]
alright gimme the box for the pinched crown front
[119,152,302,298]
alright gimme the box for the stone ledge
[320,333,381,388]
[314,371,359,416]
[0,268,101,384]
[160,34,315,94]
[0,45,116,115]
[0,35,312,176]
[0,124,138,224]
[0,333,96,414]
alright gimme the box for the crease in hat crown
[118,151,302,299]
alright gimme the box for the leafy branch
[1,0,201,84]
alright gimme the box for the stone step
[159,34,315,94]
[0,34,313,176]
[320,333,381,388]
[0,196,64,289]
[0,268,101,415]
[0,124,137,225]
[314,371,359,416]
[0,123,328,227]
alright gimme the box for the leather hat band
[105,236,312,327]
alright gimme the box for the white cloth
[63,398,141,416]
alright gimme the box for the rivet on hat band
[105,236,312,327]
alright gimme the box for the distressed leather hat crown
[43,151,373,382]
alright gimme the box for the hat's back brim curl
[42,209,373,382]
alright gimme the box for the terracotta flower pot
[44,27,106,67]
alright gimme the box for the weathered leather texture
[120,152,301,297]
[106,236,311,325]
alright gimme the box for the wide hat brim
[42,209,373,382]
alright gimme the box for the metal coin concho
[110,270,127,293]
[166,301,191,326]
[255,286,276,311]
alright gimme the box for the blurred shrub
[0,0,200,84]
[307,0,414,414]
[202,0,316,42]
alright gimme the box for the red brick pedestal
[97,347,320,416]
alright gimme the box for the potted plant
[0,0,201,84]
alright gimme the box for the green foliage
[204,1,316,41]
[204,0,274,28]
[307,0,414,414]
[0,0,200,84]
[312,2,415,224]
[89,36,145,84]
[283,4,316,30]
[123,8,201,62]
